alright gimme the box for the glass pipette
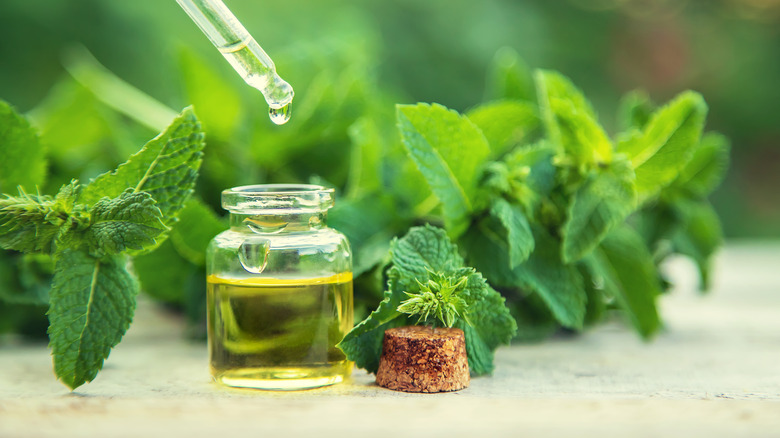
[176,0,294,124]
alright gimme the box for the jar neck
[229,210,328,233]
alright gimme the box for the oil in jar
[206,272,353,390]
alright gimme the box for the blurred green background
[1,0,778,238]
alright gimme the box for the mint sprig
[397,268,470,328]
[0,104,204,389]
[338,225,518,376]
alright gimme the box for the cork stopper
[376,326,470,393]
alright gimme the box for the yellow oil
[206,273,353,390]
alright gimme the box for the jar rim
[221,184,335,213]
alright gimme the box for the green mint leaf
[461,225,587,329]
[515,234,587,329]
[617,90,655,132]
[670,199,722,290]
[490,197,534,267]
[454,271,517,375]
[580,263,607,327]
[336,285,409,374]
[330,195,399,276]
[619,91,708,203]
[168,197,226,266]
[459,324,494,376]
[484,47,535,102]
[670,132,730,198]
[388,224,464,290]
[561,158,637,263]
[79,107,205,226]
[345,117,384,198]
[535,70,612,167]
[81,189,167,257]
[396,103,491,237]
[589,225,661,338]
[0,99,46,193]
[47,249,138,389]
[501,142,557,214]
[0,181,87,254]
[466,100,539,158]
[633,203,678,250]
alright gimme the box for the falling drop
[269,103,292,125]
[238,237,271,274]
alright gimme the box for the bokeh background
[0,0,778,239]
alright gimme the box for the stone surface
[1,243,779,437]
[376,326,469,392]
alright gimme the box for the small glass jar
[206,184,353,390]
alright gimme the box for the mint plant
[335,50,728,347]
[0,101,204,389]
[338,225,517,376]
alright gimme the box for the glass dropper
[176,0,294,125]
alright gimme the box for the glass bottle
[206,184,353,390]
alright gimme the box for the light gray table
[1,243,779,437]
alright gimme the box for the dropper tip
[264,75,293,125]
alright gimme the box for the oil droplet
[269,103,292,125]
[238,237,271,274]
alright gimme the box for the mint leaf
[561,158,637,263]
[580,263,607,327]
[339,225,516,376]
[671,199,722,290]
[397,103,491,237]
[346,117,384,198]
[490,197,534,267]
[617,90,654,131]
[590,225,661,338]
[511,232,587,329]
[47,249,138,389]
[81,189,167,257]
[330,194,399,276]
[337,286,409,374]
[168,197,226,266]
[619,91,708,203]
[0,99,46,193]
[461,225,587,329]
[535,71,612,166]
[454,271,517,375]
[501,142,557,214]
[670,132,730,198]
[484,47,535,102]
[79,107,205,225]
[388,224,464,288]
[466,100,538,158]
